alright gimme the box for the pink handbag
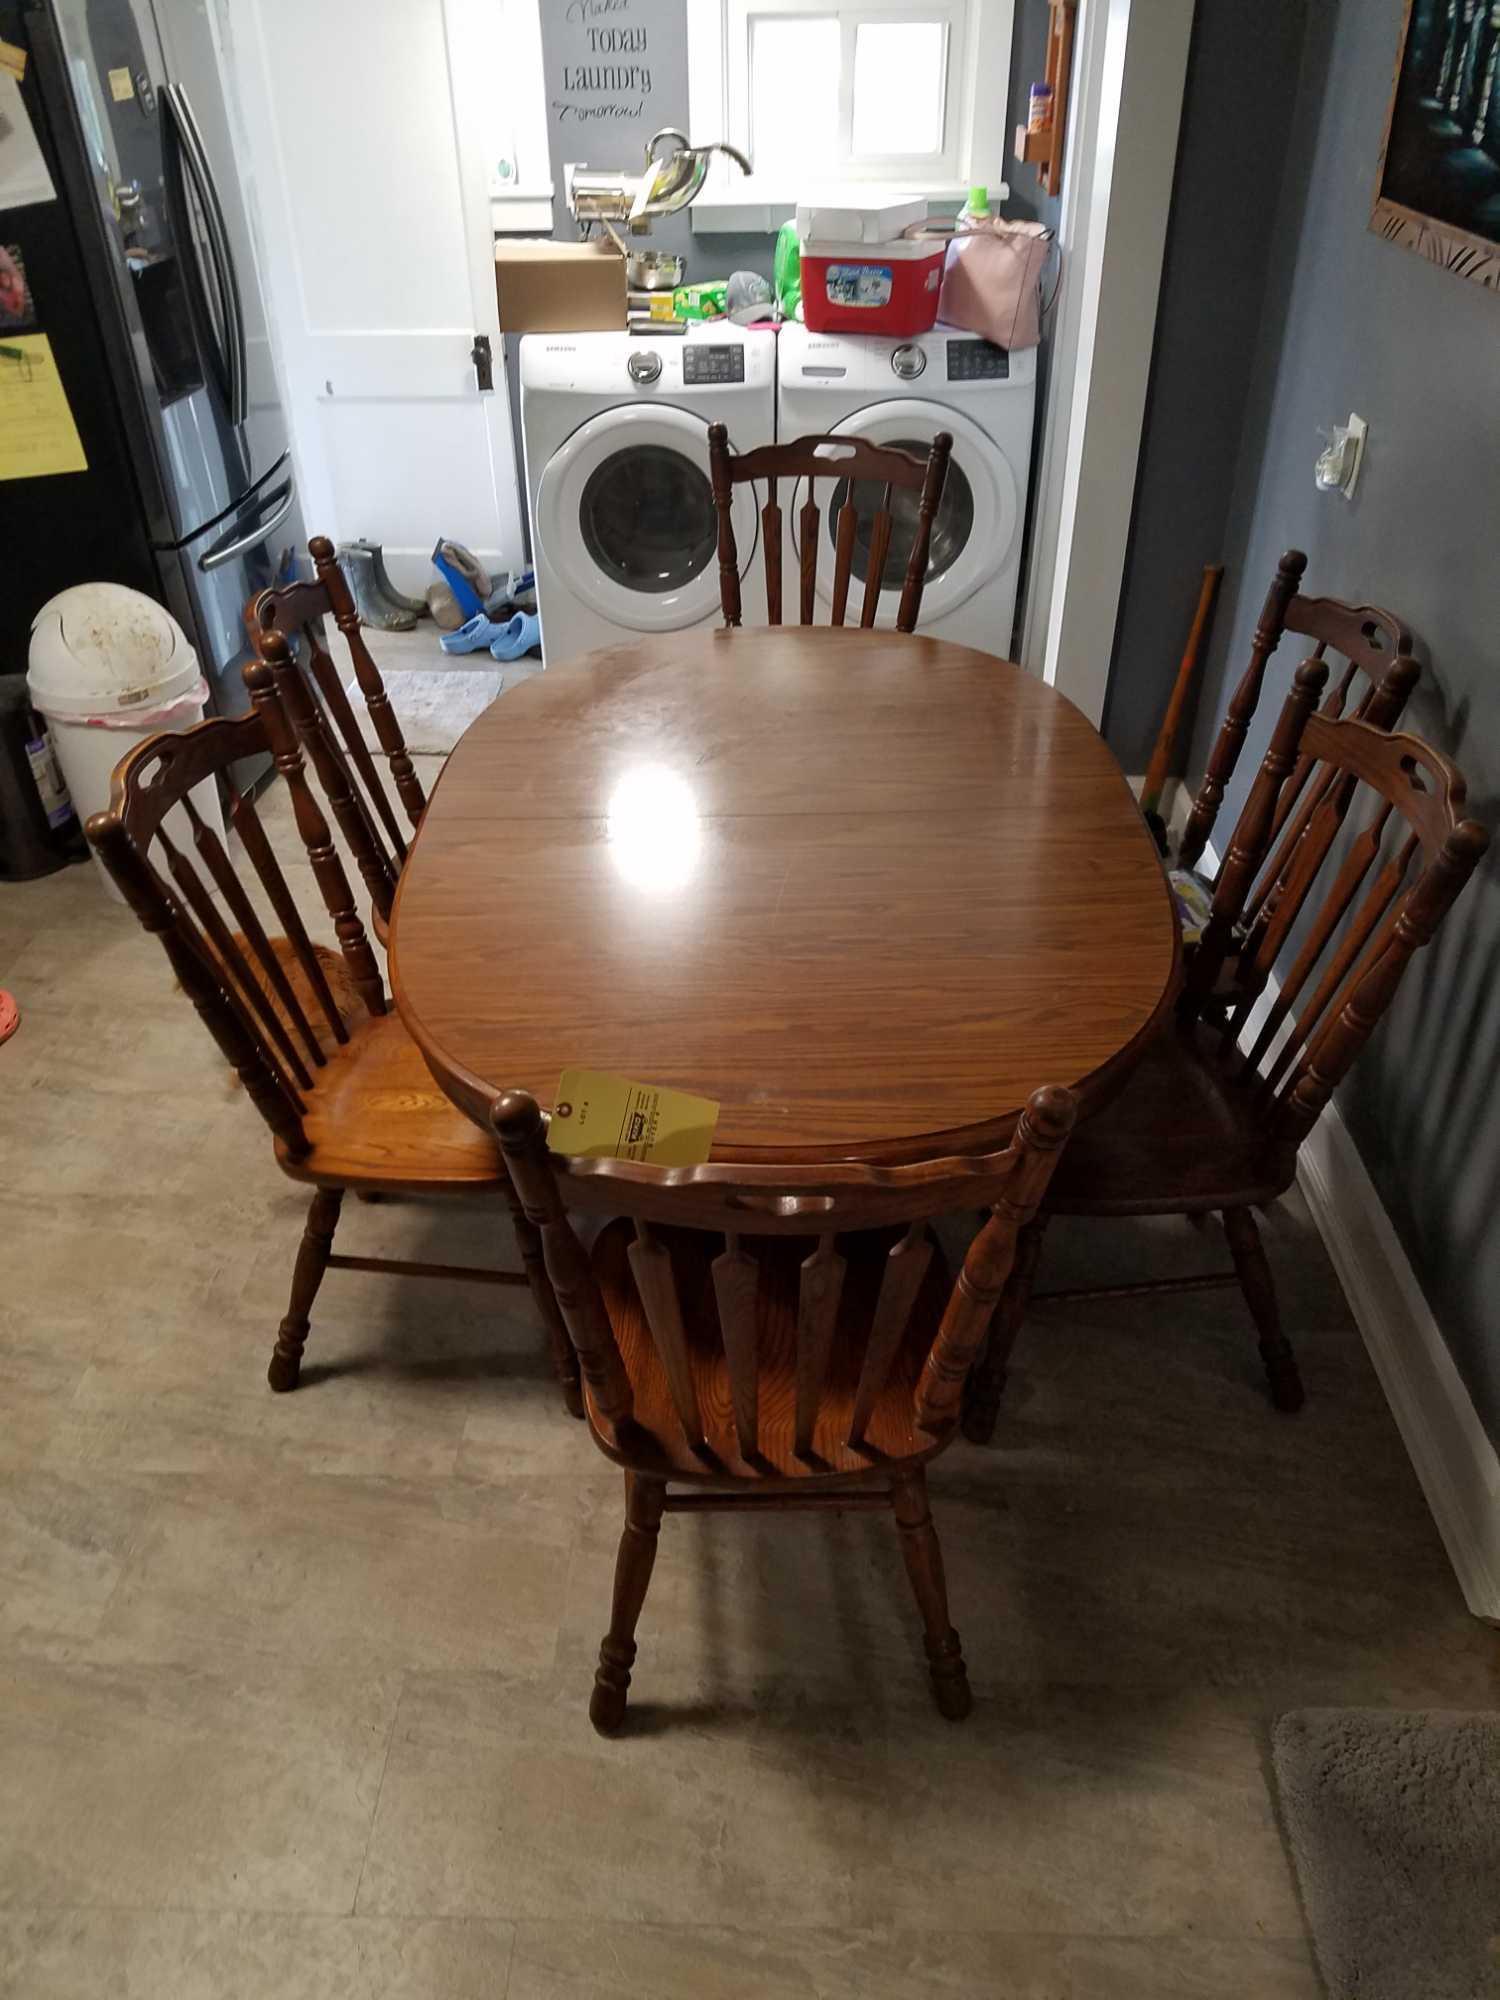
[937,217,1054,351]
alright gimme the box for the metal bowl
[627,250,685,291]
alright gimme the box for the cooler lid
[27,584,200,717]
[796,193,927,244]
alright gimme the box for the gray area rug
[1272,1709,1500,1999]
[345,666,504,756]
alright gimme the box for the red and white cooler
[796,196,944,338]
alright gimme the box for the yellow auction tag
[548,1068,718,1167]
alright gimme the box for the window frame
[688,0,1013,229]
[732,0,964,181]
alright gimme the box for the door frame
[1019,0,1196,727]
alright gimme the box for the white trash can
[28,584,225,902]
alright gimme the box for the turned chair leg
[591,1473,666,1735]
[502,1182,584,1419]
[891,1468,972,1720]
[1222,1206,1304,1413]
[269,1186,344,1391]
[961,1216,1049,1445]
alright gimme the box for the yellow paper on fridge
[548,1068,718,1166]
[0,335,87,480]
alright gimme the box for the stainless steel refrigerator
[2,0,303,789]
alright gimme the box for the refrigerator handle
[198,468,296,572]
[161,84,248,428]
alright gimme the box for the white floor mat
[344,666,504,757]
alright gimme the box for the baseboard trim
[1296,1104,1500,1622]
[1196,844,1500,1621]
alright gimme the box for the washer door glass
[827,442,976,588]
[536,403,760,633]
[580,444,716,594]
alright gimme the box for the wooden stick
[1141,562,1224,844]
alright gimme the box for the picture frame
[1370,0,1500,292]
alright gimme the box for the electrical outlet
[1315,412,1368,500]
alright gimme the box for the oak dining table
[389,626,1181,1163]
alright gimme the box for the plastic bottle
[773,218,803,321]
[962,185,991,221]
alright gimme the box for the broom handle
[1141,562,1224,822]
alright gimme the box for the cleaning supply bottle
[962,185,991,222]
[774,218,803,321]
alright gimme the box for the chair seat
[1045,1020,1288,1216]
[275,1009,504,1191]
[588,1221,953,1482]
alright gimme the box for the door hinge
[470,334,494,392]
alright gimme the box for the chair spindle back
[1179,549,1419,874]
[493,1084,1075,1467]
[250,535,425,924]
[708,424,952,635]
[85,662,389,1160]
[1182,658,1488,1169]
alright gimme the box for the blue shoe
[489,611,541,661]
[430,542,484,622]
[440,613,511,655]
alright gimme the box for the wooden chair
[707,422,952,631]
[249,534,424,943]
[963,659,1488,1445]
[492,1081,1076,1731]
[85,662,581,1414]
[1177,548,1418,876]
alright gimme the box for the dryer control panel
[946,339,1010,381]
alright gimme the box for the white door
[209,0,522,594]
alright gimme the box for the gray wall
[1179,0,1500,1440]
[1103,0,1311,772]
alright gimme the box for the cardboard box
[493,239,625,333]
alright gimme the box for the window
[732,1,964,180]
[688,0,1013,226]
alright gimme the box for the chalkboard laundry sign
[540,0,694,252]
[544,0,685,130]
[558,19,651,121]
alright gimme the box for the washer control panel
[682,345,746,386]
[627,350,663,384]
[945,338,1010,381]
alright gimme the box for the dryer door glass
[828,443,975,586]
[580,445,717,595]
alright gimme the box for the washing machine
[520,323,775,665]
[777,322,1037,655]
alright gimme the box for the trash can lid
[27,583,200,718]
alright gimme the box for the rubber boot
[337,545,417,631]
[353,539,429,617]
